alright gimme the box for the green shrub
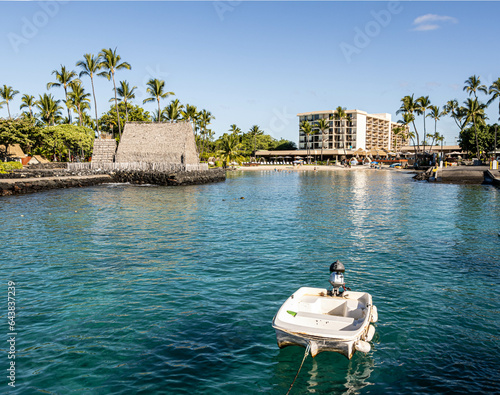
[0,161,23,174]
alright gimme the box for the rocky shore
[414,165,491,184]
[0,174,113,196]
[112,168,226,186]
[0,166,227,196]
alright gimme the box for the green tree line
[0,46,295,164]
[396,75,500,161]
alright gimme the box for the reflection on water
[1,171,499,394]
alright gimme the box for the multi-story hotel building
[298,109,407,152]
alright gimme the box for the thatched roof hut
[0,144,26,159]
[115,122,199,165]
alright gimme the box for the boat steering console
[328,260,351,297]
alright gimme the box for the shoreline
[233,164,402,172]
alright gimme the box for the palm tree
[114,80,136,123]
[229,124,242,135]
[417,96,431,148]
[36,93,63,126]
[98,48,131,139]
[300,120,313,162]
[143,78,174,123]
[436,134,445,162]
[199,110,215,158]
[391,125,404,153]
[464,75,488,99]
[0,85,20,119]
[463,98,487,159]
[46,65,79,123]
[399,112,418,162]
[67,81,91,126]
[443,99,460,129]
[218,133,240,168]
[180,104,198,129]
[464,75,488,160]
[164,99,184,122]
[396,94,421,153]
[335,106,348,157]
[426,105,442,152]
[487,77,500,121]
[248,125,263,158]
[152,109,162,123]
[20,94,35,118]
[315,118,330,160]
[77,53,102,136]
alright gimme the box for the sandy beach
[235,164,371,171]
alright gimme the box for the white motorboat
[272,261,378,359]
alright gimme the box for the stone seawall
[0,175,113,197]
[0,168,226,196]
[112,168,226,186]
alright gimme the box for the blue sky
[1,1,499,145]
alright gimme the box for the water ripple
[1,171,499,393]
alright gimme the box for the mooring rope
[285,342,311,395]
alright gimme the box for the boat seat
[296,311,355,324]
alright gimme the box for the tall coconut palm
[46,65,78,123]
[334,106,348,157]
[463,98,487,159]
[398,112,418,162]
[426,105,442,152]
[300,120,313,162]
[20,94,35,118]
[218,133,240,168]
[248,125,263,158]
[417,96,431,142]
[391,125,404,153]
[487,77,500,121]
[164,99,184,122]
[315,118,330,160]
[0,85,20,119]
[181,104,198,128]
[443,99,460,129]
[464,75,488,160]
[229,124,242,135]
[143,78,174,123]
[98,48,131,139]
[77,53,102,136]
[152,109,162,123]
[67,81,91,126]
[397,94,421,153]
[114,80,136,123]
[199,110,215,158]
[36,93,63,126]
[464,75,488,99]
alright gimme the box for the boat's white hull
[272,287,377,359]
[275,328,355,358]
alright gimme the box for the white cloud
[414,24,440,31]
[412,14,458,32]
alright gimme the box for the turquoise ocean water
[1,170,499,394]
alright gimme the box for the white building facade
[298,109,407,152]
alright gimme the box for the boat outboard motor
[329,260,350,296]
